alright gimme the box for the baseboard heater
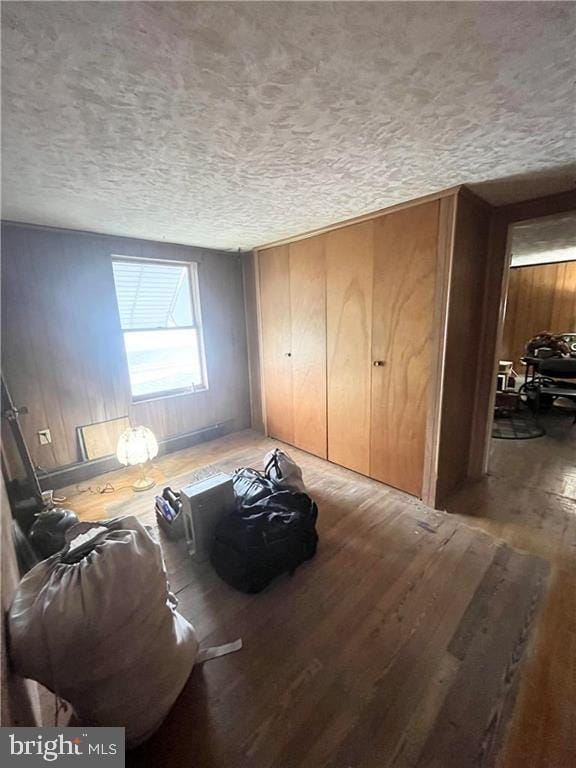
[38,421,233,491]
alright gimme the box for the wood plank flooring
[61,430,556,768]
[445,411,576,768]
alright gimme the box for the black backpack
[210,468,319,594]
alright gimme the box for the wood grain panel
[436,193,491,503]
[289,236,327,458]
[79,416,131,460]
[421,194,457,507]
[0,224,250,474]
[370,201,439,497]
[326,221,373,474]
[258,245,294,444]
[501,260,576,372]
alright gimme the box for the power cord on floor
[87,482,116,495]
[76,482,135,495]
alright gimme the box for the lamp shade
[116,426,159,467]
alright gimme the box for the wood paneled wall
[501,260,576,372]
[325,221,374,474]
[258,237,328,459]
[1,224,251,474]
[370,201,440,498]
[258,245,294,444]
[289,236,327,458]
[252,188,494,507]
[436,193,491,504]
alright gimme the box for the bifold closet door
[370,201,439,497]
[259,245,294,444]
[326,221,374,474]
[289,236,327,458]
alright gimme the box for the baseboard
[38,421,233,491]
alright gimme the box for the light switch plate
[38,429,52,445]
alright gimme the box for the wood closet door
[370,201,439,497]
[289,236,327,458]
[326,221,374,474]
[259,246,294,443]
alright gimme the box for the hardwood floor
[445,410,576,768]
[60,424,572,768]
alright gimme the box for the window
[112,257,207,400]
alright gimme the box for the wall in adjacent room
[1,223,251,475]
[501,259,576,372]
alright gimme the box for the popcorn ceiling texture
[2,2,575,250]
[511,213,576,265]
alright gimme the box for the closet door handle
[284,352,292,357]
[373,360,385,367]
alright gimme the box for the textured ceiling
[2,1,576,250]
[510,213,576,267]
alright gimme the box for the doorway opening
[489,211,576,494]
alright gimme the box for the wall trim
[510,257,576,270]
[421,193,458,508]
[38,421,233,491]
[255,185,467,251]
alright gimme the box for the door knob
[373,360,385,367]
[284,352,292,357]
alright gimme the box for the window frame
[111,255,209,402]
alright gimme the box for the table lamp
[116,426,159,491]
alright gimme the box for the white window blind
[112,260,195,330]
[112,258,207,400]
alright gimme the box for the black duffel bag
[211,483,319,594]
[232,467,277,507]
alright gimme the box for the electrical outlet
[37,429,52,445]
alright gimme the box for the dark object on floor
[521,356,576,422]
[155,486,185,540]
[232,467,277,506]
[9,492,43,535]
[494,390,520,417]
[28,508,79,558]
[492,410,545,440]
[12,520,39,575]
[211,487,319,593]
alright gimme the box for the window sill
[131,386,209,405]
